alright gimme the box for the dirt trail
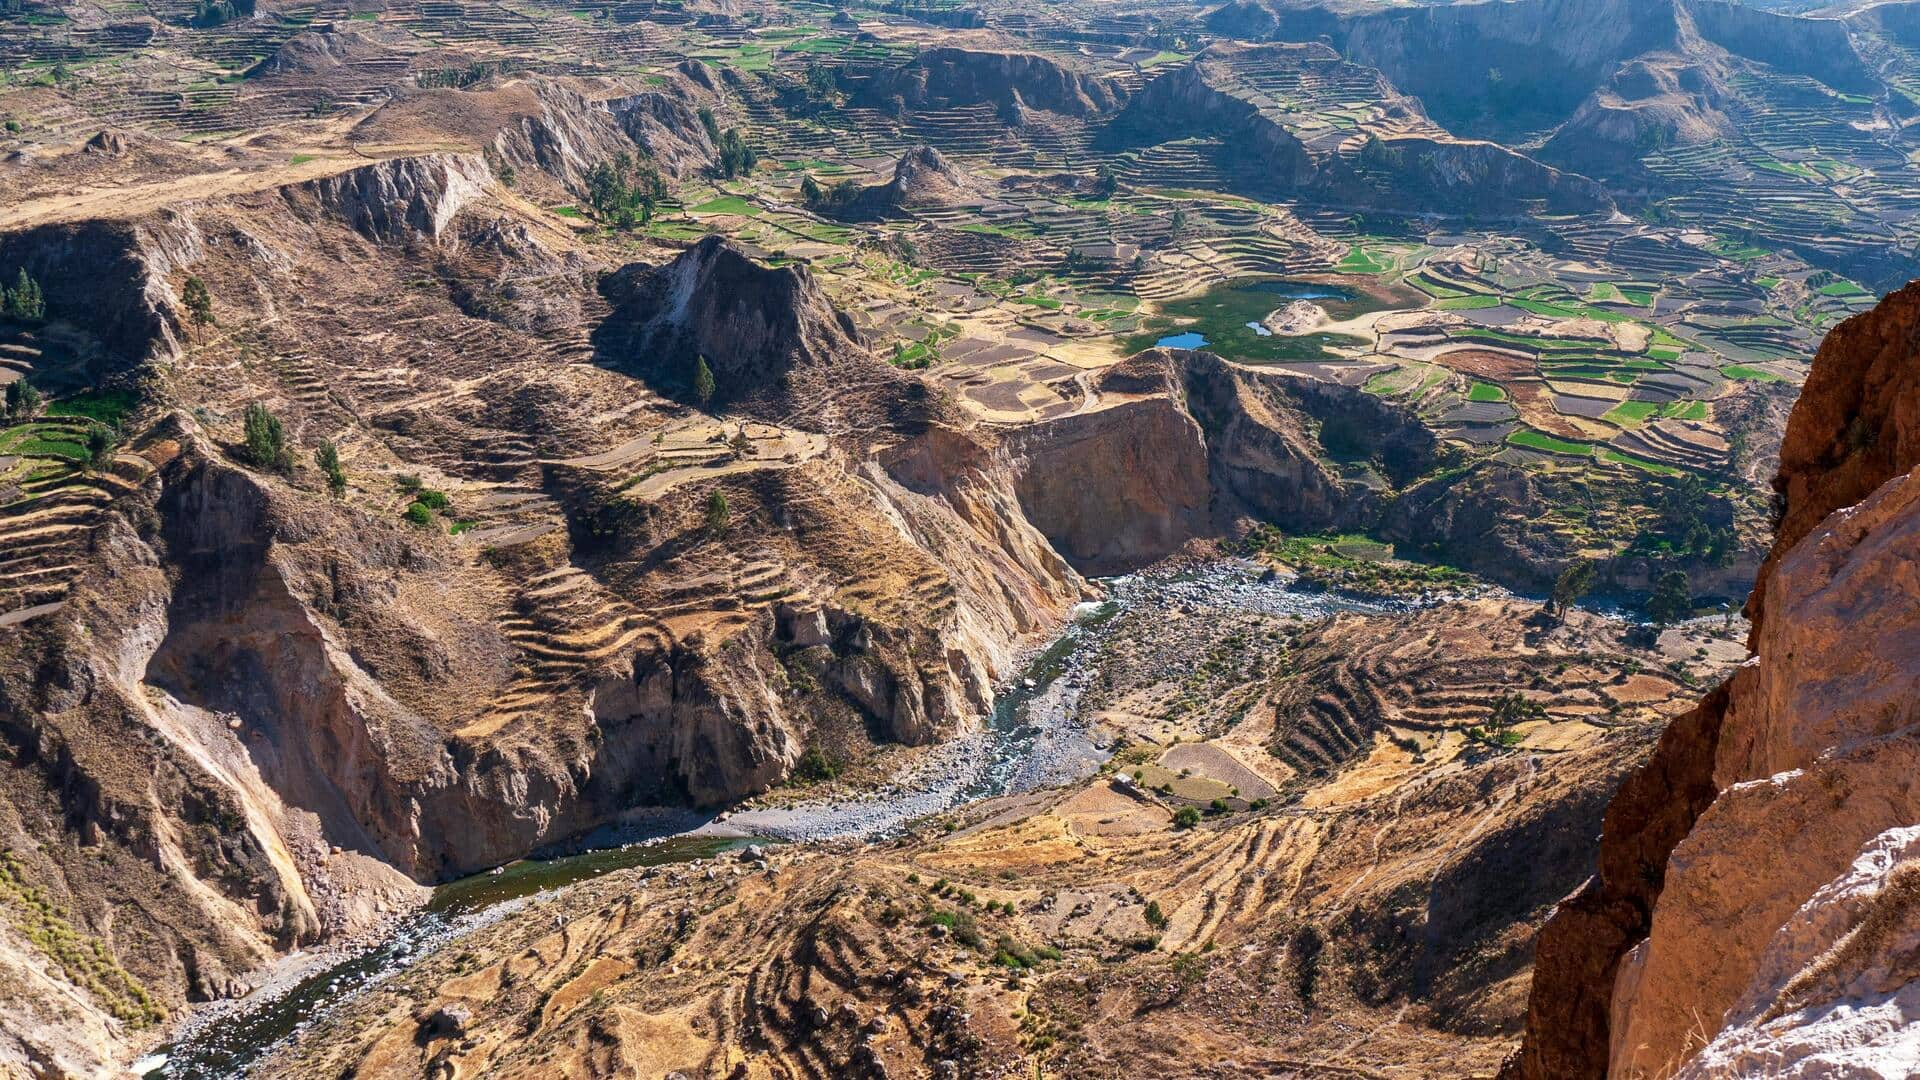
[0,146,464,228]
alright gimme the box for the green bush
[791,745,838,782]
[403,502,434,527]
[314,439,346,497]
[1172,806,1201,829]
[83,423,119,470]
[240,402,291,472]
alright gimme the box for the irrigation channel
[141,562,1393,1078]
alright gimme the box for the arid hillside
[254,589,1738,1080]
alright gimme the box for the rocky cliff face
[1510,280,1920,1078]
[817,145,989,222]
[291,153,492,242]
[0,216,196,378]
[855,46,1127,117]
[1214,0,1874,153]
[1008,358,1212,575]
[487,70,720,189]
[593,235,953,434]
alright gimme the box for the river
[139,562,1394,1079]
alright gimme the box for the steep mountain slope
[810,146,993,223]
[1103,42,1612,218]
[1510,281,1920,1078]
[1210,0,1873,144]
[0,107,1097,1073]
[853,46,1128,117]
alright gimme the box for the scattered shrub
[314,439,346,497]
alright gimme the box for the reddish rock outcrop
[1508,280,1920,1079]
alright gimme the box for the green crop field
[1336,245,1394,274]
[1601,449,1683,477]
[1508,430,1592,456]
[689,196,760,217]
[1601,400,1661,425]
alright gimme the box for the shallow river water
[142,562,1394,1078]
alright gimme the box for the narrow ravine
[141,562,1397,1079]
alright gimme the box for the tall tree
[1550,558,1596,622]
[5,268,44,321]
[84,423,119,471]
[182,276,214,328]
[1648,570,1692,627]
[692,355,716,408]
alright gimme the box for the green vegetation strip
[1507,429,1592,456]
[0,852,164,1026]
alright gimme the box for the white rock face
[1675,827,1920,1079]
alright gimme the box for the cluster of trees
[804,63,837,102]
[798,173,863,211]
[416,61,515,90]
[777,63,840,115]
[1549,556,1692,627]
[4,269,45,322]
[188,0,253,28]
[586,152,668,229]
[1479,692,1545,743]
[240,402,292,472]
[234,403,352,498]
[698,108,758,179]
[3,380,42,422]
[1650,474,1736,564]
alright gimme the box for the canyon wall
[1105,43,1611,218]
[0,141,1083,1076]
[1510,281,1920,1078]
